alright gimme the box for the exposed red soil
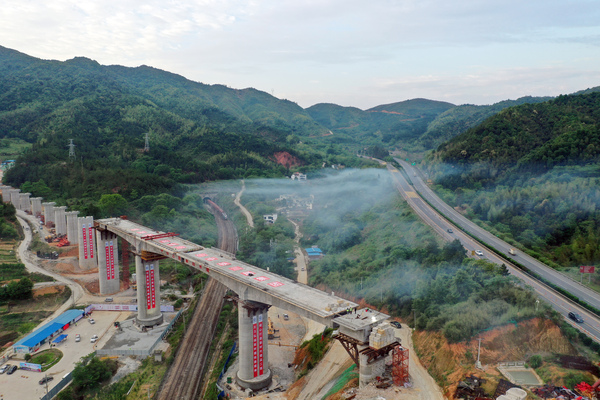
[273,151,303,169]
[413,318,575,397]
[33,284,65,297]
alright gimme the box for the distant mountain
[307,98,455,149]
[307,96,560,152]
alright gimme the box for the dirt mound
[33,284,66,297]
[59,246,79,257]
[413,318,574,397]
[81,279,99,294]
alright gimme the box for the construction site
[4,182,600,400]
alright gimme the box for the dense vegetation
[428,91,600,271]
[57,355,119,400]
[233,170,541,342]
[0,46,336,218]
[3,44,599,348]
[0,202,18,239]
[415,96,552,150]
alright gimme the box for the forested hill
[432,91,600,182]
[0,46,341,209]
[415,96,553,150]
[426,91,600,269]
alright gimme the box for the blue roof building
[13,309,84,353]
[305,247,324,260]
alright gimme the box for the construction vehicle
[268,317,278,339]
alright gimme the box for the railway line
[156,204,236,400]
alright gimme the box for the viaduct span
[95,218,396,390]
[0,181,402,391]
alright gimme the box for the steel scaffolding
[392,345,409,386]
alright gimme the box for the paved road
[389,159,600,342]
[15,210,84,312]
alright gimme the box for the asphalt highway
[388,158,600,342]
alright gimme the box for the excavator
[268,317,278,339]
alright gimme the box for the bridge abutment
[135,255,163,327]
[236,300,272,391]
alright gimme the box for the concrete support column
[78,216,97,270]
[31,197,43,217]
[54,206,67,235]
[66,211,79,243]
[9,189,20,208]
[236,301,272,391]
[42,202,56,227]
[135,255,163,327]
[19,193,31,213]
[0,186,12,203]
[96,230,120,295]
[358,322,396,387]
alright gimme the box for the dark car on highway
[568,311,584,323]
[6,365,17,375]
[39,376,54,385]
[390,321,402,329]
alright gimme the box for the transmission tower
[144,132,150,153]
[68,139,76,159]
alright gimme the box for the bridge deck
[96,218,358,322]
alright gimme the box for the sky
[1,0,599,109]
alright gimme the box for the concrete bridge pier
[78,216,97,270]
[9,189,20,208]
[42,202,56,227]
[236,300,272,391]
[135,255,163,327]
[97,230,120,295]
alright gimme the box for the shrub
[529,355,542,369]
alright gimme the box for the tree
[72,357,112,391]
[98,194,128,217]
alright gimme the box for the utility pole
[476,338,483,369]
[68,139,75,159]
[144,132,150,153]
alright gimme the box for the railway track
[156,205,236,400]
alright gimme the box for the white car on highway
[475,250,484,257]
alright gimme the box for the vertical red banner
[258,314,264,375]
[150,264,156,308]
[88,225,94,258]
[82,225,88,259]
[105,243,111,280]
[252,315,258,377]
[109,241,115,279]
[145,265,151,310]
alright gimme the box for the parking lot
[0,311,131,399]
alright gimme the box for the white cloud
[1,0,599,108]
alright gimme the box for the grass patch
[0,262,54,284]
[31,349,63,371]
[321,364,358,399]
[202,302,239,400]
[0,138,32,158]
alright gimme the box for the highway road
[387,158,600,342]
